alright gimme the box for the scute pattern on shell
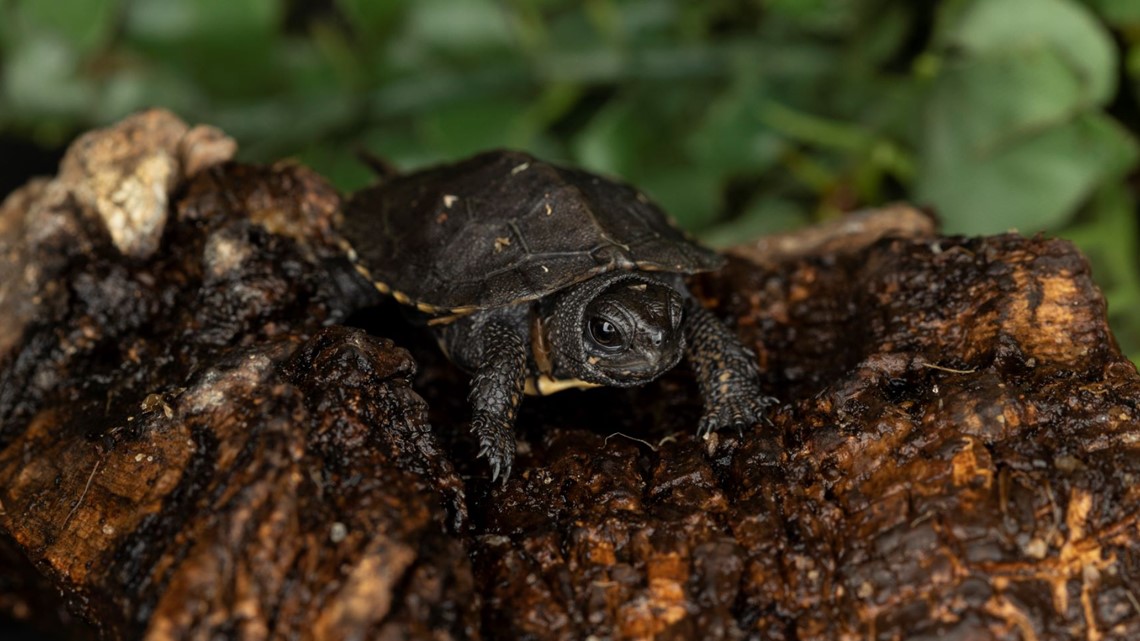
[341,150,724,311]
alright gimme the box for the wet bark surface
[2,111,1138,640]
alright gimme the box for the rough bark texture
[2,111,1139,641]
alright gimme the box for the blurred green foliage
[2,0,1140,361]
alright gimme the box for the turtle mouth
[573,343,684,388]
[625,348,682,379]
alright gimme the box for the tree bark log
[2,110,1137,640]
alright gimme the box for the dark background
[1,0,1140,633]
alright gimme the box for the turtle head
[548,272,686,387]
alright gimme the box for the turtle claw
[697,392,777,440]
[471,413,515,484]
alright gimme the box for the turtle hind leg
[683,305,777,437]
[466,320,528,483]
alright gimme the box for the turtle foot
[471,413,516,484]
[696,388,778,439]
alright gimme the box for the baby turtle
[342,150,774,481]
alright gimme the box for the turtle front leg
[684,305,776,437]
[468,321,528,482]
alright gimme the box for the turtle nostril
[650,330,664,347]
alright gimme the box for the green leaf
[573,94,723,229]
[296,142,380,193]
[2,35,93,119]
[638,167,721,230]
[763,0,857,34]
[402,0,513,54]
[850,1,913,68]
[925,50,1089,158]
[687,83,786,176]
[946,0,1116,104]
[919,0,1133,234]
[357,124,447,171]
[1131,43,1140,76]
[918,111,1136,234]
[699,197,810,249]
[418,96,537,157]
[93,66,200,124]
[124,0,281,99]
[126,0,278,44]
[14,0,120,55]
[1080,0,1140,27]
[572,95,651,180]
[334,0,408,42]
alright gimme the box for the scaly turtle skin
[342,150,774,481]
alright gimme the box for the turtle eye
[588,317,624,350]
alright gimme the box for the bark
[1,110,1138,641]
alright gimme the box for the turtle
[340,150,775,481]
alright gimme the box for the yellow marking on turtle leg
[427,309,476,326]
[373,281,391,294]
[354,264,373,281]
[416,302,441,313]
[342,244,359,262]
[524,375,601,396]
[392,290,410,304]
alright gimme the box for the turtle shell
[341,150,724,313]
